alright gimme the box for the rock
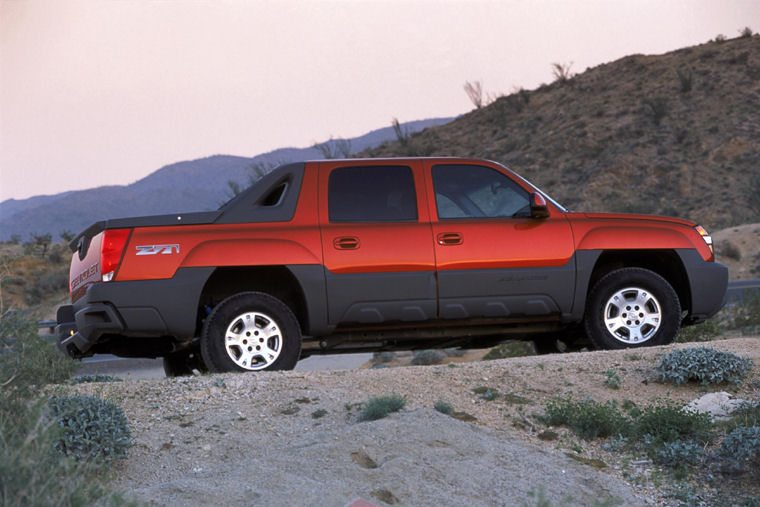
[685,392,745,420]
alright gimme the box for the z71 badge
[136,244,180,256]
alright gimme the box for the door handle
[437,233,463,246]
[333,236,360,250]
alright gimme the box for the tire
[584,268,680,350]
[200,292,301,373]
[163,350,208,377]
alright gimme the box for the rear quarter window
[328,165,418,222]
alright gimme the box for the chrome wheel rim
[224,311,282,370]
[603,287,662,344]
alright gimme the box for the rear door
[423,160,576,320]
[318,160,436,325]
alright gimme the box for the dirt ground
[61,337,760,506]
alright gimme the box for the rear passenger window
[328,166,418,222]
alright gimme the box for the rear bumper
[677,250,728,323]
[56,267,213,358]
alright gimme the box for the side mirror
[530,192,550,218]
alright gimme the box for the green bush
[0,314,127,505]
[541,397,628,440]
[49,395,132,461]
[604,369,622,389]
[656,347,753,386]
[1,311,79,411]
[357,394,406,422]
[411,349,444,365]
[720,426,760,472]
[634,402,714,445]
[655,439,704,468]
[434,400,453,415]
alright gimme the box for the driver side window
[432,164,529,219]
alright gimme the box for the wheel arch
[197,266,312,336]
[586,249,691,315]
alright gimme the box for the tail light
[101,229,131,282]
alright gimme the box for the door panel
[424,161,576,319]
[319,161,436,325]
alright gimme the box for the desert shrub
[442,347,466,357]
[311,409,327,419]
[677,319,721,343]
[374,351,396,363]
[434,400,453,415]
[411,349,444,365]
[49,395,132,461]
[718,240,742,261]
[604,369,622,389]
[643,97,668,125]
[472,386,499,401]
[551,62,574,84]
[25,268,69,305]
[654,439,704,468]
[732,292,760,335]
[676,68,693,93]
[0,314,125,505]
[541,397,629,440]
[357,394,406,422]
[483,341,535,360]
[71,375,123,384]
[728,400,760,429]
[634,402,714,445]
[0,311,79,404]
[739,26,754,38]
[656,347,753,386]
[720,426,760,471]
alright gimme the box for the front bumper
[55,267,213,358]
[678,250,728,323]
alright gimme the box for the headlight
[695,225,713,255]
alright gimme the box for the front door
[423,161,576,320]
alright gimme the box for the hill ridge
[365,35,760,230]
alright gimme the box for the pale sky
[1,0,758,202]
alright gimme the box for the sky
[1,0,758,203]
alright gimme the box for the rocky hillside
[366,34,760,230]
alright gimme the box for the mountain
[365,35,760,230]
[0,118,453,240]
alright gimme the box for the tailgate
[69,231,103,302]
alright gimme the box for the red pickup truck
[56,158,727,375]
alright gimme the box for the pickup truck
[56,158,728,375]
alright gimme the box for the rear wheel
[584,268,680,349]
[200,292,301,372]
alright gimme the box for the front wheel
[200,292,302,373]
[584,268,681,350]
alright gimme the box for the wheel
[584,268,680,350]
[163,349,208,377]
[200,292,301,372]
